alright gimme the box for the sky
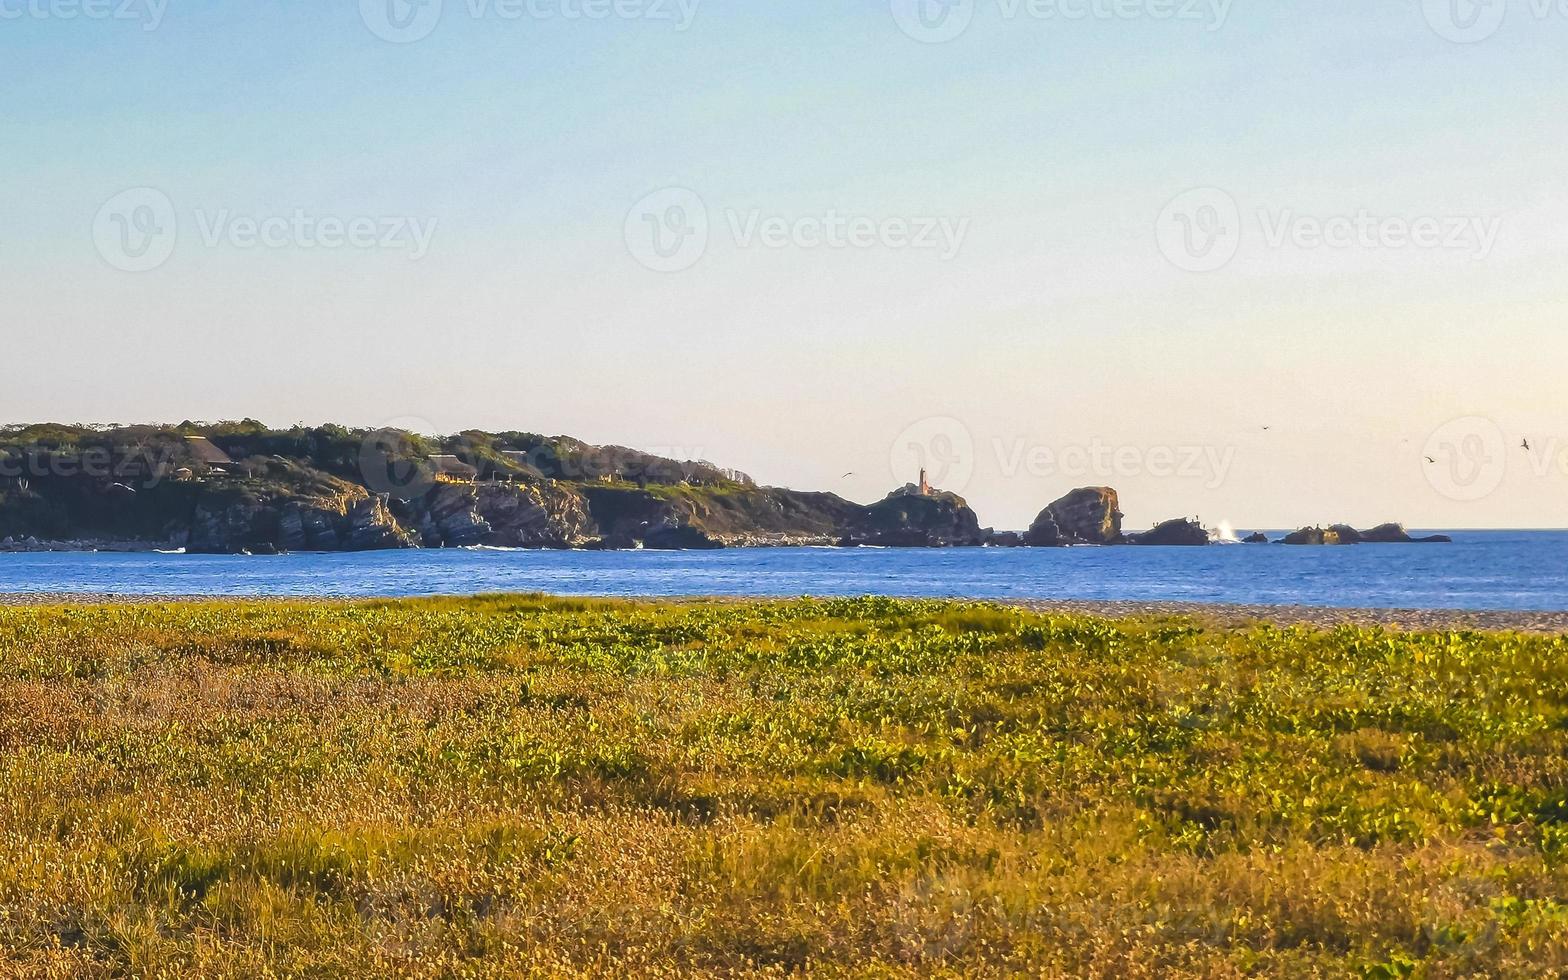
[3,0,1566,530]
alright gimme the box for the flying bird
[1522,439,1532,452]
[1425,456,1436,464]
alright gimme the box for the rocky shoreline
[0,424,1454,555]
[0,480,1453,556]
[0,536,181,554]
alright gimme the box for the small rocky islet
[0,423,1449,553]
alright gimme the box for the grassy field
[0,597,1566,977]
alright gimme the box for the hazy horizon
[5,2,1565,530]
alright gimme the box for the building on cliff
[428,455,479,482]
[185,436,232,465]
[183,436,234,478]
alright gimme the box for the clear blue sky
[4,1,1566,528]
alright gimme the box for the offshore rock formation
[984,530,1026,548]
[1026,488,1123,546]
[1281,524,1453,546]
[1282,527,1342,546]
[1329,524,1364,545]
[1361,523,1453,544]
[1126,518,1209,547]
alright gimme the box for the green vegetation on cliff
[0,422,911,551]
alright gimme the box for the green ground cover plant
[0,596,1564,977]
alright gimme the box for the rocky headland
[0,422,1451,553]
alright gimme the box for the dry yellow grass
[0,595,1564,977]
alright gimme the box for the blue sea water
[1,531,1566,611]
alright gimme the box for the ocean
[1,531,1565,610]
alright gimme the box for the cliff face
[1125,518,1208,547]
[187,481,604,554]
[845,489,985,548]
[0,424,1451,553]
[579,485,863,547]
[575,483,989,550]
[478,483,598,548]
[189,484,419,554]
[0,425,1122,555]
[0,421,1005,553]
[0,423,963,553]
